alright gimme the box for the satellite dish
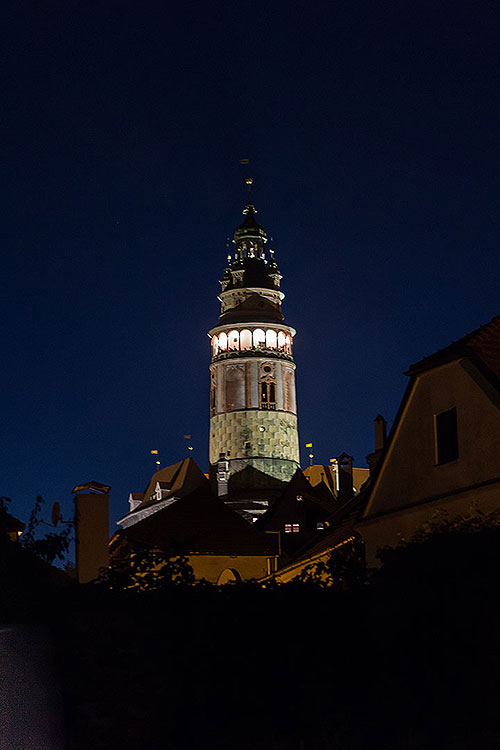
[51,501,62,527]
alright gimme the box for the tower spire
[244,177,254,212]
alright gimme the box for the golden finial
[246,177,253,186]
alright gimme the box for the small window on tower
[269,383,276,409]
[261,383,268,408]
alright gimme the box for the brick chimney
[73,481,110,584]
[336,452,354,501]
[366,414,387,474]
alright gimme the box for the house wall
[359,358,500,564]
[360,481,500,566]
[188,554,276,583]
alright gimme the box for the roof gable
[407,315,500,381]
[115,487,278,556]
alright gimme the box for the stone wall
[209,409,300,472]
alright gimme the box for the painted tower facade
[208,182,300,491]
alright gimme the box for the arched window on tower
[225,364,246,411]
[266,329,277,349]
[218,332,227,351]
[277,331,286,350]
[228,330,239,351]
[211,335,219,357]
[240,329,252,351]
[285,335,292,354]
[253,329,265,349]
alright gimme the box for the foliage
[0,496,13,543]
[293,534,367,589]
[97,542,196,591]
[376,504,500,567]
[21,494,73,564]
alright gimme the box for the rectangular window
[261,383,268,409]
[260,382,276,410]
[292,523,300,533]
[316,522,324,531]
[284,524,292,534]
[435,407,458,465]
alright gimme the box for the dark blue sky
[2,0,499,528]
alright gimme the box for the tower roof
[233,201,268,243]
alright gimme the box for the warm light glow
[156,460,161,465]
[188,446,193,451]
[228,329,239,350]
[17,531,22,537]
[305,443,313,448]
[240,329,252,350]
[253,328,265,348]
[150,449,158,454]
[211,334,218,356]
[266,329,277,349]
[277,330,286,349]
[218,331,227,350]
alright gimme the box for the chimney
[73,481,110,584]
[335,453,354,501]
[367,414,387,474]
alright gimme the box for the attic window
[435,407,458,465]
[292,524,300,533]
[316,522,325,531]
[284,524,292,533]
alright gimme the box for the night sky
[2,0,499,529]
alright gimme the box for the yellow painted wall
[359,358,500,565]
[359,481,500,566]
[364,359,500,518]
[188,553,276,584]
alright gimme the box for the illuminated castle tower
[208,181,300,502]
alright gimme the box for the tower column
[208,181,301,515]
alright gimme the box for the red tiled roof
[406,315,500,380]
[124,458,210,517]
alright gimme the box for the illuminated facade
[208,181,300,495]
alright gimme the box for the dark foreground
[2,528,500,749]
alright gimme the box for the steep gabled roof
[114,487,278,556]
[360,314,500,521]
[289,489,368,565]
[406,315,500,380]
[125,458,210,518]
[255,469,336,531]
